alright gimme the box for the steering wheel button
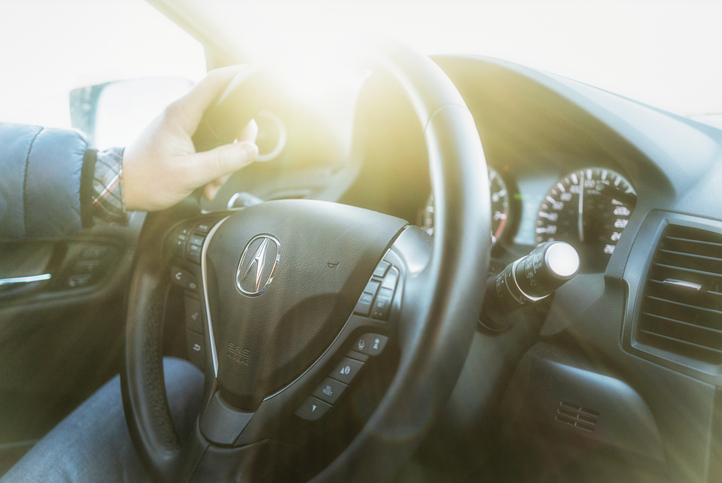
[312,377,347,405]
[364,280,381,297]
[355,334,388,356]
[372,261,390,278]
[370,288,394,320]
[173,238,185,256]
[353,293,374,316]
[295,396,332,421]
[195,223,211,234]
[330,357,364,384]
[186,244,202,263]
[184,297,203,333]
[380,267,400,290]
[189,234,205,247]
[353,300,371,317]
[347,350,370,362]
[186,330,205,369]
[170,267,197,291]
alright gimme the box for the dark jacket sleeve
[0,122,89,239]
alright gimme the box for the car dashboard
[205,56,644,277]
[196,54,722,482]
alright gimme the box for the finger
[239,119,258,143]
[202,173,233,201]
[203,183,222,201]
[183,141,258,189]
[215,173,233,187]
[170,66,246,135]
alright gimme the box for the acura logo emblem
[236,235,281,296]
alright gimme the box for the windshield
[176,0,721,125]
[2,0,720,128]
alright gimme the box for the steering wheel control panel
[169,220,215,263]
[289,253,401,424]
[353,260,400,321]
[169,265,206,368]
[167,217,224,370]
[293,256,400,422]
[295,333,389,421]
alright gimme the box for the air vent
[555,401,598,432]
[637,224,722,364]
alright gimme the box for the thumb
[182,141,258,189]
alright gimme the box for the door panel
[0,215,143,473]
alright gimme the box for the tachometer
[488,167,509,242]
[419,166,510,243]
[535,167,636,270]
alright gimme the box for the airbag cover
[206,200,406,409]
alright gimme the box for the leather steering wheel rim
[122,38,491,482]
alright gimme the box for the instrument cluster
[418,163,637,272]
[418,166,511,243]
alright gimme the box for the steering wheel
[121,39,490,482]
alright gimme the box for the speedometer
[535,167,636,270]
[419,166,511,243]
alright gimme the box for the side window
[0,0,205,146]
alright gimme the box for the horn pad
[205,200,406,409]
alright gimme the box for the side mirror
[69,77,193,148]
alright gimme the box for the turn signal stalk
[482,241,579,329]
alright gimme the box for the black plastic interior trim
[623,210,722,383]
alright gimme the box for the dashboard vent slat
[645,295,722,318]
[638,329,722,356]
[554,401,599,432]
[651,263,722,281]
[641,312,722,336]
[665,235,722,252]
[638,225,722,364]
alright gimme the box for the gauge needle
[578,171,585,243]
[597,183,637,206]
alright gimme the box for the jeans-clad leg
[1,358,203,483]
